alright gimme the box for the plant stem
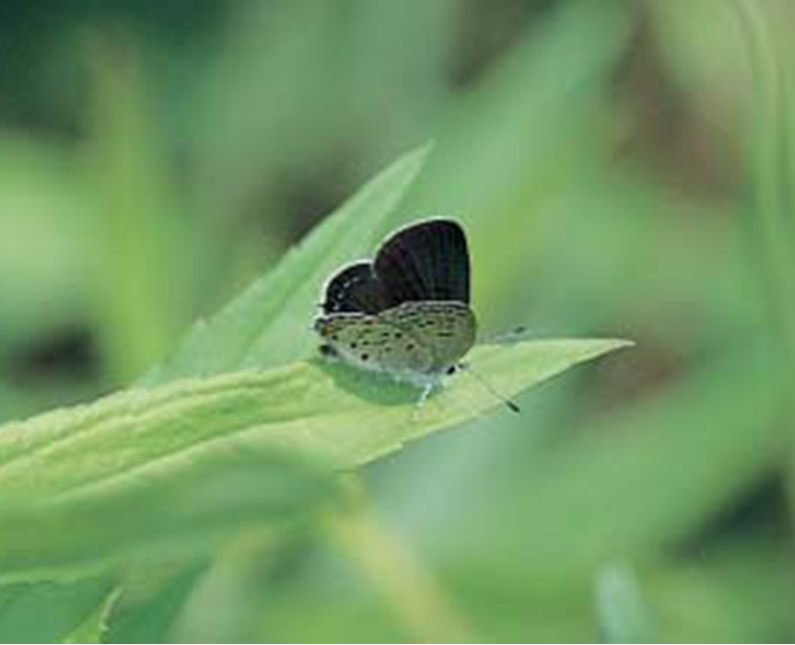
[321,478,473,643]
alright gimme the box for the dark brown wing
[320,261,385,314]
[374,218,470,306]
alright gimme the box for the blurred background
[1,0,793,641]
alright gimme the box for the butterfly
[314,218,519,411]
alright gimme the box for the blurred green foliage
[0,0,793,642]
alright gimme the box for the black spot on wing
[375,218,470,306]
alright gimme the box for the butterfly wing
[315,219,475,379]
[374,219,470,307]
[380,301,476,372]
[320,261,385,314]
[314,313,433,375]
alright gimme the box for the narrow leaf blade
[141,145,430,386]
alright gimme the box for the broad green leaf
[0,338,628,583]
[0,448,331,584]
[141,145,429,386]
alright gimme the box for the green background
[0,1,791,642]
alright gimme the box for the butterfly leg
[410,381,437,422]
[418,381,435,406]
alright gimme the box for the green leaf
[62,587,120,644]
[141,144,430,386]
[103,562,206,644]
[0,576,116,643]
[0,448,331,584]
[0,338,628,583]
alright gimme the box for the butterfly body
[314,219,476,389]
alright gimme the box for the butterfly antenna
[458,364,521,413]
[485,325,532,344]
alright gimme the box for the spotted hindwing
[314,313,433,377]
[379,301,476,373]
